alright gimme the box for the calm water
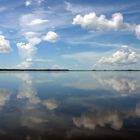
[0,71,140,140]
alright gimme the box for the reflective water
[0,71,140,140]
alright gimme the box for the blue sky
[0,0,140,69]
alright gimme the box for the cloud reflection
[16,73,59,129]
[73,102,140,130]
[0,72,140,139]
[98,78,138,96]
[42,99,59,110]
[73,111,123,130]
[64,72,140,96]
[0,89,11,107]
[17,73,59,109]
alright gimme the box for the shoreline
[0,69,139,71]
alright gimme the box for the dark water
[0,71,140,140]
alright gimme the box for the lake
[0,71,140,140]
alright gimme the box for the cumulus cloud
[18,14,46,68]
[43,31,59,43]
[0,35,11,53]
[17,37,41,68]
[72,11,140,40]
[99,46,137,65]
[18,13,59,68]
[17,31,59,68]
[73,12,131,31]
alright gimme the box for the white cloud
[20,14,49,32]
[23,32,39,39]
[36,0,44,5]
[17,41,37,61]
[27,37,41,46]
[25,0,44,6]
[18,13,59,68]
[0,35,11,53]
[17,31,58,68]
[72,11,140,40]
[16,61,32,69]
[17,47,35,62]
[135,25,140,39]
[17,37,41,68]
[28,18,49,26]
[73,12,132,31]
[72,10,140,40]
[25,0,32,6]
[99,46,137,65]
[65,2,93,14]
[17,31,59,68]
[65,1,136,15]
[43,31,59,43]
[33,58,53,63]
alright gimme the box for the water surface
[0,71,140,140]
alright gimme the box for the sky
[0,0,140,70]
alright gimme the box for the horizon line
[0,69,139,71]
